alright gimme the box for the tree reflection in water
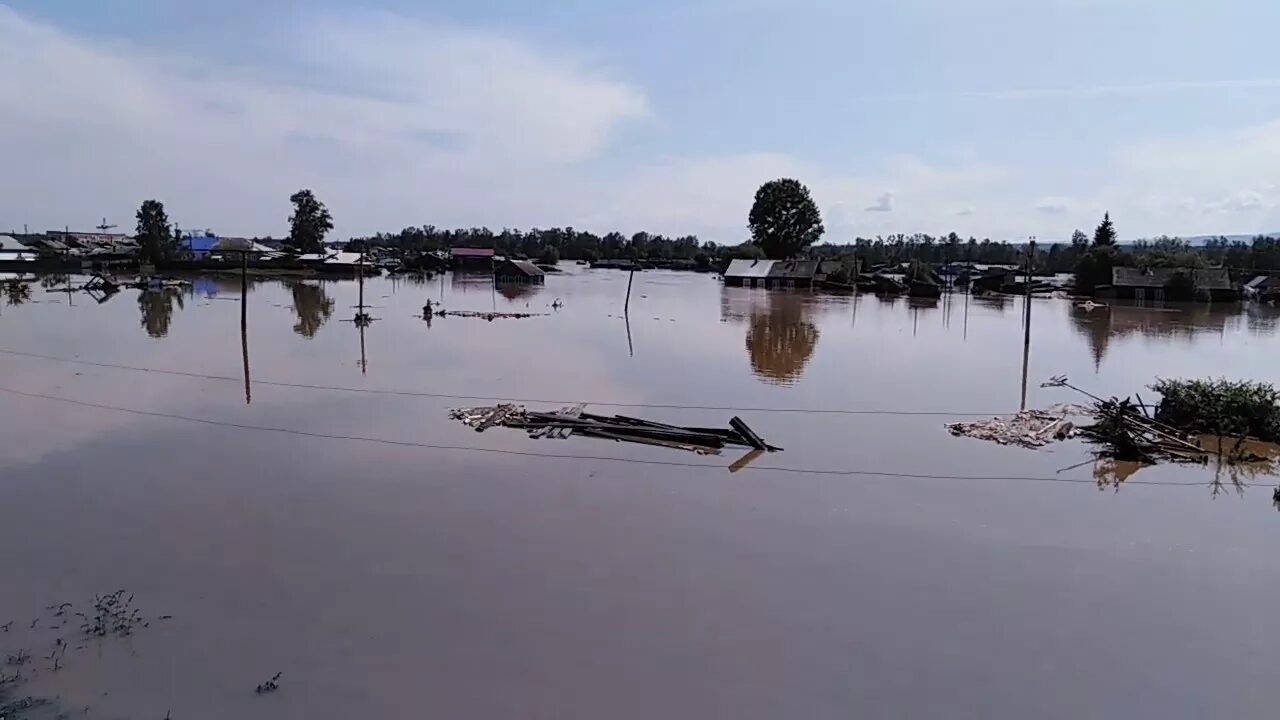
[138,288,184,338]
[745,293,820,386]
[1093,435,1280,500]
[289,281,335,338]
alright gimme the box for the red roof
[450,247,495,258]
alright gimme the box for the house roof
[1113,267,1169,288]
[499,258,545,277]
[1246,275,1270,289]
[186,235,220,253]
[451,247,495,258]
[724,259,775,278]
[0,235,26,252]
[1194,267,1233,291]
[325,252,366,265]
[767,260,819,279]
[213,237,276,254]
[1112,266,1234,291]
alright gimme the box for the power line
[0,348,1003,417]
[2,385,1255,489]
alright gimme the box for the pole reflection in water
[240,251,251,404]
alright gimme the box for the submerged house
[767,260,818,289]
[494,258,545,284]
[1109,267,1239,302]
[723,259,775,287]
[450,247,495,269]
[723,259,818,289]
[0,235,38,263]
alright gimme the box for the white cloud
[1034,197,1071,214]
[3,6,1280,245]
[865,191,895,212]
[1202,190,1266,214]
[0,6,647,237]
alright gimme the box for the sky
[2,0,1280,244]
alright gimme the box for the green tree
[748,178,824,259]
[537,246,560,265]
[287,189,334,254]
[1071,229,1089,249]
[1073,245,1124,295]
[1093,212,1117,247]
[135,199,174,262]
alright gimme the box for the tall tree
[748,178,824,259]
[1070,229,1090,249]
[288,189,334,254]
[1093,212,1117,247]
[135,199,174,262]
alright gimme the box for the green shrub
[1151,378,1280,441]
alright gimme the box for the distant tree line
[127,178,1280,284]
[347,226,746,266]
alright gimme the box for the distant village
[2,179,1279,308]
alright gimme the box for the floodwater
[1,269,1278,719]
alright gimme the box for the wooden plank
[576,428,723,454]
[729,416,769,451]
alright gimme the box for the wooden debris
[449,405,781,454]
[255,671,282,694]
[434,309,546,321]
[1043,376,1211,465]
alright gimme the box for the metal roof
[1112,266,1234,291]
[185,235,220,253]
[767,260,819,279]
[499,259,545,277]
[0,235,26,251]
[451,247,495,258]
[1112,267,1173,288]
[724,259,776,278]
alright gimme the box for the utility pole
[1020,238,1036,410]
[624,265,636,314]
[240,250,251,404]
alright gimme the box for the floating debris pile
[449,404,780,455]
[945,406,1086,449]
[421,300,545,322]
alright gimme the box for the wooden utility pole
[1020,239,1035,409]
[624,266,636,314]
[240,250,251,404]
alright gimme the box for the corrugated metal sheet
[724,259,775,278]
[0,235,27,251]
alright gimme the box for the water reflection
[1244,303,1280,335]
[742,293,820,386]
[288,281,335,338]
[138,288,184,338]
[1070,302,1240,368]
[3,280,33,306]
[1093,436,1280,498]
[497,282,541,302]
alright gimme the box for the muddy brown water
[1,269,1279,719]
